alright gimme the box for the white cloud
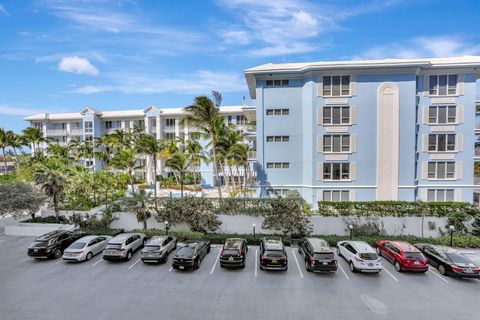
[72,70,246,95]
[0,105,42,116]
[220,30,250,45]
[353,36,480,60]
[0,3,9,16]
[58,56,99,75]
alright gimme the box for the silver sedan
[63,235,112,262]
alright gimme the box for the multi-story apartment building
[245,56,480,206]
[24,105,257,187]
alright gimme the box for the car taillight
[451,265,463,272]
[309,257,315,264]
[220,248,225,257]
[473,269,480,273]
[239,251,244,257]
[261,256,267,262]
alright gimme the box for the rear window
[144,245,160,251]
[106,244,122,250]
[265,250,286,258]
[223,249,239,255]
[177,247,195,257]
[445,253,472,264]
[69,242,86,249]
[360,253,379,260]
[314,253,335,260]
[31,241,47,248]
[404,252,424,259]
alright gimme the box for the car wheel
[162,253,168,263]
[142,239,147,247]
[349,261,357,273]
[86,252,93,261]
[194,259,200,270]
[394,261,402,272]
[53,248,62,259]
[305,260,312,272]
[241,261,246,269]
[438,264,446,275]
[298,247,302,254]
[376,247,381,256]
[126,250,133,261]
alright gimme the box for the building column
[174,118,180,138]
[184,120,189,141]
[121,120,126,130]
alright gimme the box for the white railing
[46,129,67,136]
[248,151,257,160]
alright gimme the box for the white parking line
[255,249,258,277]
[92,259,104,267]
[168,266,173,272]
[382,267,399,282]
[56,259,63,264]
[128,258,141,270]
[210,249,221,275]
[429,269,449,283]
[338,264,350,280]
[291,249,304,279]
[18,257,30,263]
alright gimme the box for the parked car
[27,230,82,259]
[259,237,288,271]
[141,236,177,263]
[103,233,146,261]
[63,235,112,262]
[172,240,211,270]
[219,238,248,268]
[298,237,338,273]
[375,240,428,272]
[337,240,382,273]
[414,244,480,278]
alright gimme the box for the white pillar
[121,120,126,130]
[156,115,161,140]
[174,118,180,138]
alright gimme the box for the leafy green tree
[6,130,24,163]
[262,198,313,236]
[22,126,47,155]
[0,128,8,173]
[183,92,225,198]
[109,147,142,193]
[125,190,154,229]
[0,182,46,219]
[185,138,205,190]
[34,158,70,218]
[165,151,192,198]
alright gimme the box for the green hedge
[132,228,204,241]
[24,216,70,224]
[83,228,125,237]
[317,201,480,218]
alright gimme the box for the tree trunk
[1,147,7,174]
[53,193,59,219]
[180,171,184,198]
[129,169,135,195]
[153,154,158,210]
[211,139,222,199]
[143,217,148,230]
[12,147,19,164]
[244,164,248,199]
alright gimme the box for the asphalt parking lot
[1,235,479,320]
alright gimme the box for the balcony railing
[70,128,83,135]
[46,129,67,136]
[248,151,257,160]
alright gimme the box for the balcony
[46,129,67,136]
[70,128,83,135]
[248,150,257,160]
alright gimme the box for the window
[428,134,455,152]
[266,108,289,116]
[85,159,94,167]
[323,106,350,125]
[237,115,246,125]
[323,76,350,96]
[84,121,93,133]
[266,162,289,169]
[33,122,43,130]
[429,75,457,96]
[323,135,350,153]
[267,189,290,197]
[266,79,289,87]
[105,121,113,129]
[323,163,350,180]
[427,189,454,202]
[323,190,349,202]
[227,116,233,124]
[163,132,176,140]
[266,136,289,142]
[428,106,456,124]
[427,162,455,179]
[166,118,175,127]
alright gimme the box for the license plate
[229,257,234,261]
[414,261,419,265]
[272,260,278,264]
[368,263,373,267]
[34,249,38,252]
[323,262,328,265]
[179,266,184,270]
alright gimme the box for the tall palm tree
[6,130,23,163]
[69,139,94,166]
[22,127,46,155]
[109,147,142,193]
[0,128,8,173]
[182,92,225,198]
[34,158,69,218]
[216,124,242,195]
[186,138,205,190]
[125,189,153,229]
[47,143,71,162]
[228,143,250,197]
[165,151,192,198]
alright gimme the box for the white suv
[337,240,382,273]
[103,233,146,261]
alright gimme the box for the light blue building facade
[245,57,480,206]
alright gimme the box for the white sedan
[63,235,112,262]
[337,240,382,273]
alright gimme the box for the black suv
[28,230,82,259]
[298,237,338,273]
[172,240,211,270]
[220,238,248,268]
[259,237,288,271]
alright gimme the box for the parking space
[1,235,480,320]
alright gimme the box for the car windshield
[404,252,424,259]
[69,242,86,249]
[223,249,239,255]
[144,245,161,251]
[31,241,47,248]
[445,253,473,264]
[265,250,285,258]
[314,253,334,260]
[177,247,195,257]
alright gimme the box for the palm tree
[109,147,142,193]
[69,139,94,166]
[165,151,192,198]
[183,92,225,198]
[186,138,205,190]
[22,127,46,155]
[216,124,242,195]
[6,130,23,163]
[34,158,69,218]
[47,143,71,162]
[0,128,8,173]
[136,133,167,206]
[125,189,153,229]
[227,143,249,197]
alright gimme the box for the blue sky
[1,0,479,132]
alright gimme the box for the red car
[375,240,429,272]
